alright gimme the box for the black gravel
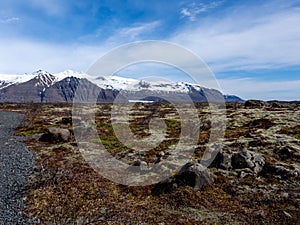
[0,112,35,224]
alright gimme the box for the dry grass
[279,125,300,140]
[0,103,298,224]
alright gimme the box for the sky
[0,0,299,100]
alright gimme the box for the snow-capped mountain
[0,80,12,90]
[93,75,138,90]
[31,70,57,88]
[0,70,244,103]
[55,70,88,81]
[0,70,61,103]
[0,74,31,90]
[0,69,82,89]
[0,70,55,90]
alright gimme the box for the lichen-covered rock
[275,147,300,161]
[261,163,299,179]
[232,150,265,173]
[209,145,232,170]
[131,160,149,173]
[247,119,274,130]
[245,100,265,108]
[270,101,283,108]
[152,162,214,195]
[39,127,71,143]
[61,117,72,125]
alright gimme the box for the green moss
[99,135,129,153]
[96,121,114,131]
[15,126,49,136]
[164,119,181,138]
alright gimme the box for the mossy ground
[0,102,298,224]
[280,125,300,140]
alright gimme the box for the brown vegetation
[0,102,299,224]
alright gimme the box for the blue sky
[0,0,299,100]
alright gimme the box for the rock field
[0,101,299,224]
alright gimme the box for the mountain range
[0,70,244,103]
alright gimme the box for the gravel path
[0,112,34,224]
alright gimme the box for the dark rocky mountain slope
[0,70,243,103]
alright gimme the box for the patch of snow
[91,75,138,90]
[128,100,154,103]
[0,80,13,90]
[55,70,87,81]
[0,73,35,84]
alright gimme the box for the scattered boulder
[131,160,149,173]
[237,168,255,178]
[274,146,300,161]
[245,100,265,108]
[208,145,232,170]
[261,163,299,179]
[39,127,71,143]
[275,147,294,160]
[62,117,72,125]
[231,150,265,173]
[270,101,283,108]
[248,139,268,148]
[247,118,274,129]
[152,162,214,195]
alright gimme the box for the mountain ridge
[0,70,244,103]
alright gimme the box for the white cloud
[115,21,161,41]
[219,78,300,101]
[180,1,224,21]
[173,4,300,72]
[181,8,194,21]
[0,21,161,75]
[0,38,109,74]
[0,1,299,100]
[0,17,20,23]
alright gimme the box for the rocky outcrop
[231,150,265,173]
[152,162,214,195]
[245,100,265,108]
[39,127,71,143]
[261,163,299,179]
[209,146,233,170]
[44,77,118,103]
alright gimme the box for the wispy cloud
[219,77,300,101]
[173,3,300,72]
[180,1,224,21]
[0,0,299,100]
[28,0,68,16]
[0,21,161,74]
[0,17,20,23]
[0,38,109,74]
[116,21,161,40]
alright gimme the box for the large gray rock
[131,160,150,173]
[39,127,71,143]
[152,162,214,195]
[232,150,265,173]
[245,100,265,108]
[209,145,232,170]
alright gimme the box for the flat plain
[0,101,299,224]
